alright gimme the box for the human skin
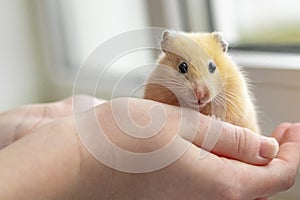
[0,95,105,149]
[0,96,299,199]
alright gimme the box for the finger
[0,95,106,149]
[100,98,277,165]
[63,95,106,113]
[270,122,292,143]
[273,123,300,164]
[16,96,106,137]
[180,113,279,165]
[243,124,300,198]
[0,106,31,149]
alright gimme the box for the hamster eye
[208,61,217,73]
[178,62,188,74]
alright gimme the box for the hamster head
[145,31,259,132]
[147,30,229,112]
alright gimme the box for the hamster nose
[194,87,208,102]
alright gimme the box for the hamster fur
[144,31,260,133]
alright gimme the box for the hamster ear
[161,30,176,41]
[162,30,170,41]
[161,31,169,52]
[212,32,229,52]
[161,30,177,52]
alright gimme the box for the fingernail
[259,137,279,159]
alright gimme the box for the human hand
[0,97,298,200]
[0,95,105,149]
[74,98,297,199]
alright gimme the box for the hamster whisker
[224,91,246,106]
[212,96,226,110]
[214,94,236,111]
[215,94,244,119]
[221,91,240,102]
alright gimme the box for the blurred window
[205,0,300,53]
[38,0,300,73]
[38,0,151,71]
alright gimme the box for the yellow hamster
[144,31,260,133]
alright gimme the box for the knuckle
[236,127,253,158]
[236,128,246,156]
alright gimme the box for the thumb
[181,115,279,165]
[216,122,279,165]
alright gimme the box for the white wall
[0,0,46,112]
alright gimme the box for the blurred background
[0,0,300,199]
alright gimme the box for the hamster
[144,31,260,133]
